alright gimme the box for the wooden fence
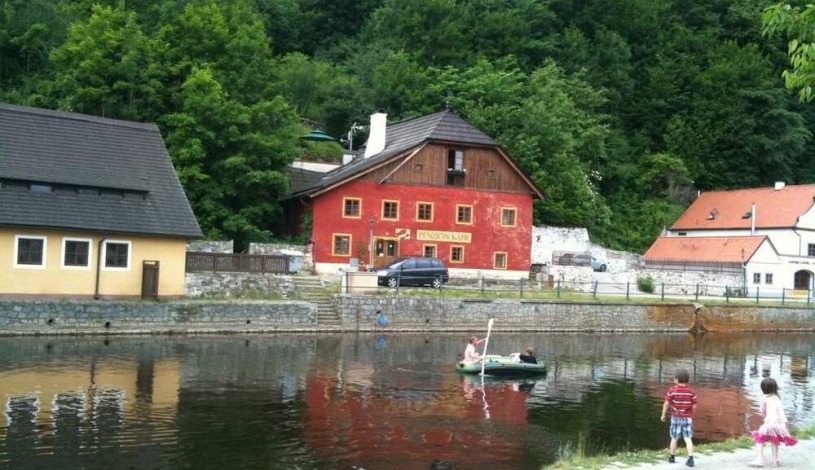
[185,252,290,273]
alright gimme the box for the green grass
[543,426,815,469]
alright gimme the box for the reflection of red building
[303,373,531,469]
[646,379,756,441]
[286,110,542,278]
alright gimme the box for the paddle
[480,318,495,376]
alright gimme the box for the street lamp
[368,217,376,268]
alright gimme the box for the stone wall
[0,300,316,334]
[335,296,815,332]
[1,297,813,335]
[185,273,297,298]
[187,240,233,253]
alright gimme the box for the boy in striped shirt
[661,368,699,467]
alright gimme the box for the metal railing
[340,275,815,306]
[185,252,290,273]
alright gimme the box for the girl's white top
[761,394,788,426]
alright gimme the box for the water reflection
[0,333,811,469]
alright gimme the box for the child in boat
[519,347,537,364]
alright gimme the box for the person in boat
[464,337,485,362]
[518,347,537,364]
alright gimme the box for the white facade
[666,225,815,293]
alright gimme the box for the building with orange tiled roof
[645,182,815,293]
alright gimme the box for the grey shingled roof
[0,103,202,238]
[285,109,500,199]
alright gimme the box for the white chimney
[774,181,785,191]
[364,112,387,158]
[751,202,756,235]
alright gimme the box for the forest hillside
[1,0,810,251]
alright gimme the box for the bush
[637,276,655,293]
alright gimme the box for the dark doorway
[141,260,160,299]
[793,270,812,290]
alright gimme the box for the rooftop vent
[742,211,752,219]
[774,181,785,191]
[707,208,718,220]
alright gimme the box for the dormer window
[447,149,465,186]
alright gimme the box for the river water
[0,333,813,470]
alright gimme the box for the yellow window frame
[332,233,352,256]
[343,197,362,219]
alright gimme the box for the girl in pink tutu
[748,378,798,467]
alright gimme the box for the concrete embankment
[0,297,813,335]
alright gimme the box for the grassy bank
[543,426,815,469]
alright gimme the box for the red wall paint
[312,181,533,270]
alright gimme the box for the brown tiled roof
[671,184,815,230]
[643,236,768,262]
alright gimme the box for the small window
[382,200,399,220]
[765,273,773,285]
[103,240,130,269]
[501,208,517,227]
[29,183,53,193]
[15,235,46,267]
[753,273,761,284]
[487,169,495,177]
[63,238,91,268]
[808,244,815,257]
[414,163,423,172]
[332,234,351,256]
[494,252,507,270]
[456,205,473,224]
[417,202,433,222]
[423,245,437,258]
[678,232,687,236]
[343,198,361,218]
[450,246,464,264]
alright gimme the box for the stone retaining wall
[1,297,813,336]
[0,300,316,335]
[185,273,296,298]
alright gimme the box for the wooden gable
[360,143,536,194]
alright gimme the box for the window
[494,252,507,269]
[809,244,815,256]
[447,150,465,185]
[417,202,433,222]
[62,238,91,268]
[382,200,399,220]
[15,235,46,268]
[332,234,351,256]
[448,149,464,170]
[414,163,423,172]
[765,273,773,285]
[456,205,473,224]
[29,183,52,193]
[501,208,517,227]
[450,246,464,263]
[343,198,361,218]
[103,240,130,269]
[423,244,437,258]
[753,273,761,284]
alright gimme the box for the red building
[286,110,542,278]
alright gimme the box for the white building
[646,182,815,293]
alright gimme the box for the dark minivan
[376,257,449,288]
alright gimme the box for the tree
[763,3,815,101]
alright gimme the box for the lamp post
[368,217,376,268]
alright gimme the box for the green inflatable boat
[455,355,546,377]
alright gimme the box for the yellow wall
[0,228,189,297]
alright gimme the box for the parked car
[376,257,449,288]
[591,257,607,272]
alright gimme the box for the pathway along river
[0,333,813,470]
